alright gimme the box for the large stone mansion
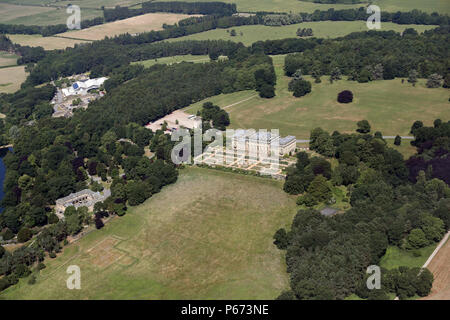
[55,189,111,218]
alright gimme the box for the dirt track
[421,237,450,300]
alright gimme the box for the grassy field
[1,0,447,28]
[385,139,417,159]
[132,54,210,68]
[56,13,200,41]
[0,3,102,26]
[0,51,18,68]
[0,167,298,300]
[0,65,27,93]
[380,244,438,269]
[7,19,435,49]
[167,21,436,46]
[6,34,92,50]
[156,0,449,14]
[372,0,450,14]
[0,0,139,9]
[0,3,54,24]
[184,55,450,141]
[302,0,449,13]
[3,0,447,13]
[158,0,364,13]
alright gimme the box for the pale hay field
[0,66,27,94]
[56,13,201,41]
[6,34,92,50]
[0,52,18,67]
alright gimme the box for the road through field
[222,94,258,110]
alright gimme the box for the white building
[62,77,108,97]
[231,130,296,157]
[279,135,297,156]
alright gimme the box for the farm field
[372,0,450,14]
[132,54,210,68]
[0,0,139,9]
[184,55,450,140]
[0,3,102,26]
[6,19,435,49]
[6,34,92,50]
[158,0,364,13]
[0,65,27,93]
[421,238,450,300]
[0,51,18,67]
[0,3,54,24]
[167,21,436,46]
[1,0,447,28]
[0,167,298,300]
[157,0,450,14]
[56,13,201,41]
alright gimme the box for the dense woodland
[285,27,450,80]
[21,25,450,88]
[277,120,450,299]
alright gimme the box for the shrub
[17,227,33,243]
[406,228,429,249]
[337,90,353,103]
[290,79,311,97]
[394,135,401,146]
[1,228,14,240]
[48,212,59,224]
[276,290,296,300]
[273,228,289,250]
[49,252,56,258]
[296,193,318,207]
[356,120,371,133]
[14,264,31,278]
[426,73,443,88]
[95,217,104,230]
[37,262,46,271]
[258,83,275,98]
[28,275,36,285]
[0,278,10,291]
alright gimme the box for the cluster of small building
[61,77,108,97]
[145,110,202,134]
[51,76,108,118]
